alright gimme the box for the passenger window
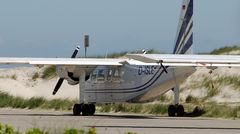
[114,69,119,77]
[91,70,97,81]
[107,69,113,81]
[97,69,105,81]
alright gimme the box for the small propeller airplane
[0,0,239,117]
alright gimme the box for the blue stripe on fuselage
[85,66,168,93]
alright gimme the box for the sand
[0,67,79,100]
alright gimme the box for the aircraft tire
[89,104,96,116]
[168,105,176,117]
[82,104,90,116]
[73,104,81,116]
[176,105,184,117]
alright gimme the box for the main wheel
[176,105,184,117]
[168,105,176,117]
[73,104,81,116]
[82,104,90,116]
[89,104,96,116]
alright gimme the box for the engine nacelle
[56,65,79,85]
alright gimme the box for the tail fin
[173,0,193,54]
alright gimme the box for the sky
[0,0,239,57]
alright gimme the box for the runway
[0,108,240,134]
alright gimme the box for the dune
[0,67,79,100]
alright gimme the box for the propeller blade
[71,46,80,58]
[52,46,80,95]
[52,78,64,95]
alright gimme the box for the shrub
[185,95,199,103]
[210,45,240,55]
[27,97,46,109]
[0,123,20,134]
[149,104,168,115]
[32,72,40,81]
[11,74,17,80]
[26,128,48,134]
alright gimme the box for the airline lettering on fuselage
[138,66,157,75]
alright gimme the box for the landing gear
[168,85,184,117]
[168,105,176,117]
[73,104,81,116]
[72,104,96,116]
[89,104,96,115]
[168,104,185,117]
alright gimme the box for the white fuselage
[58,64,196,104]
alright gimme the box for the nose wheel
[73,103,96,116]
[168,104,184,117]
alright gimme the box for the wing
[0,57,125,66]
[126,54,240,67]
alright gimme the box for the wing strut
[158,60,168,73]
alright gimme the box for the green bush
[0,123,20,134]
[125,132,137,134]
[11,97,27,108]
[27,97,46,109]
[87,127,96,134]
[26,128,48,134]
[63,128,95,134]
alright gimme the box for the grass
[210,45,240,55]
[0,91,239,119]
[98,103,168,116]
[202,102,240,119]
[183,75,240,101]
[0,74,18,80]
[0,91,77,110]
[0,123,98,134]
[216,76,240,90]
[185,95,199,104]
[11,74,17,80]
[41,66,56,79]
[32,72,40,81]
[98,102,240,119]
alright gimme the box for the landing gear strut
[73,104,96,116]
[168,86,184,117]
[168,104,184,117]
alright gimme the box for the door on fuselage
[88,66,124,102]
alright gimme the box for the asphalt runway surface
[0,109,240,134]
